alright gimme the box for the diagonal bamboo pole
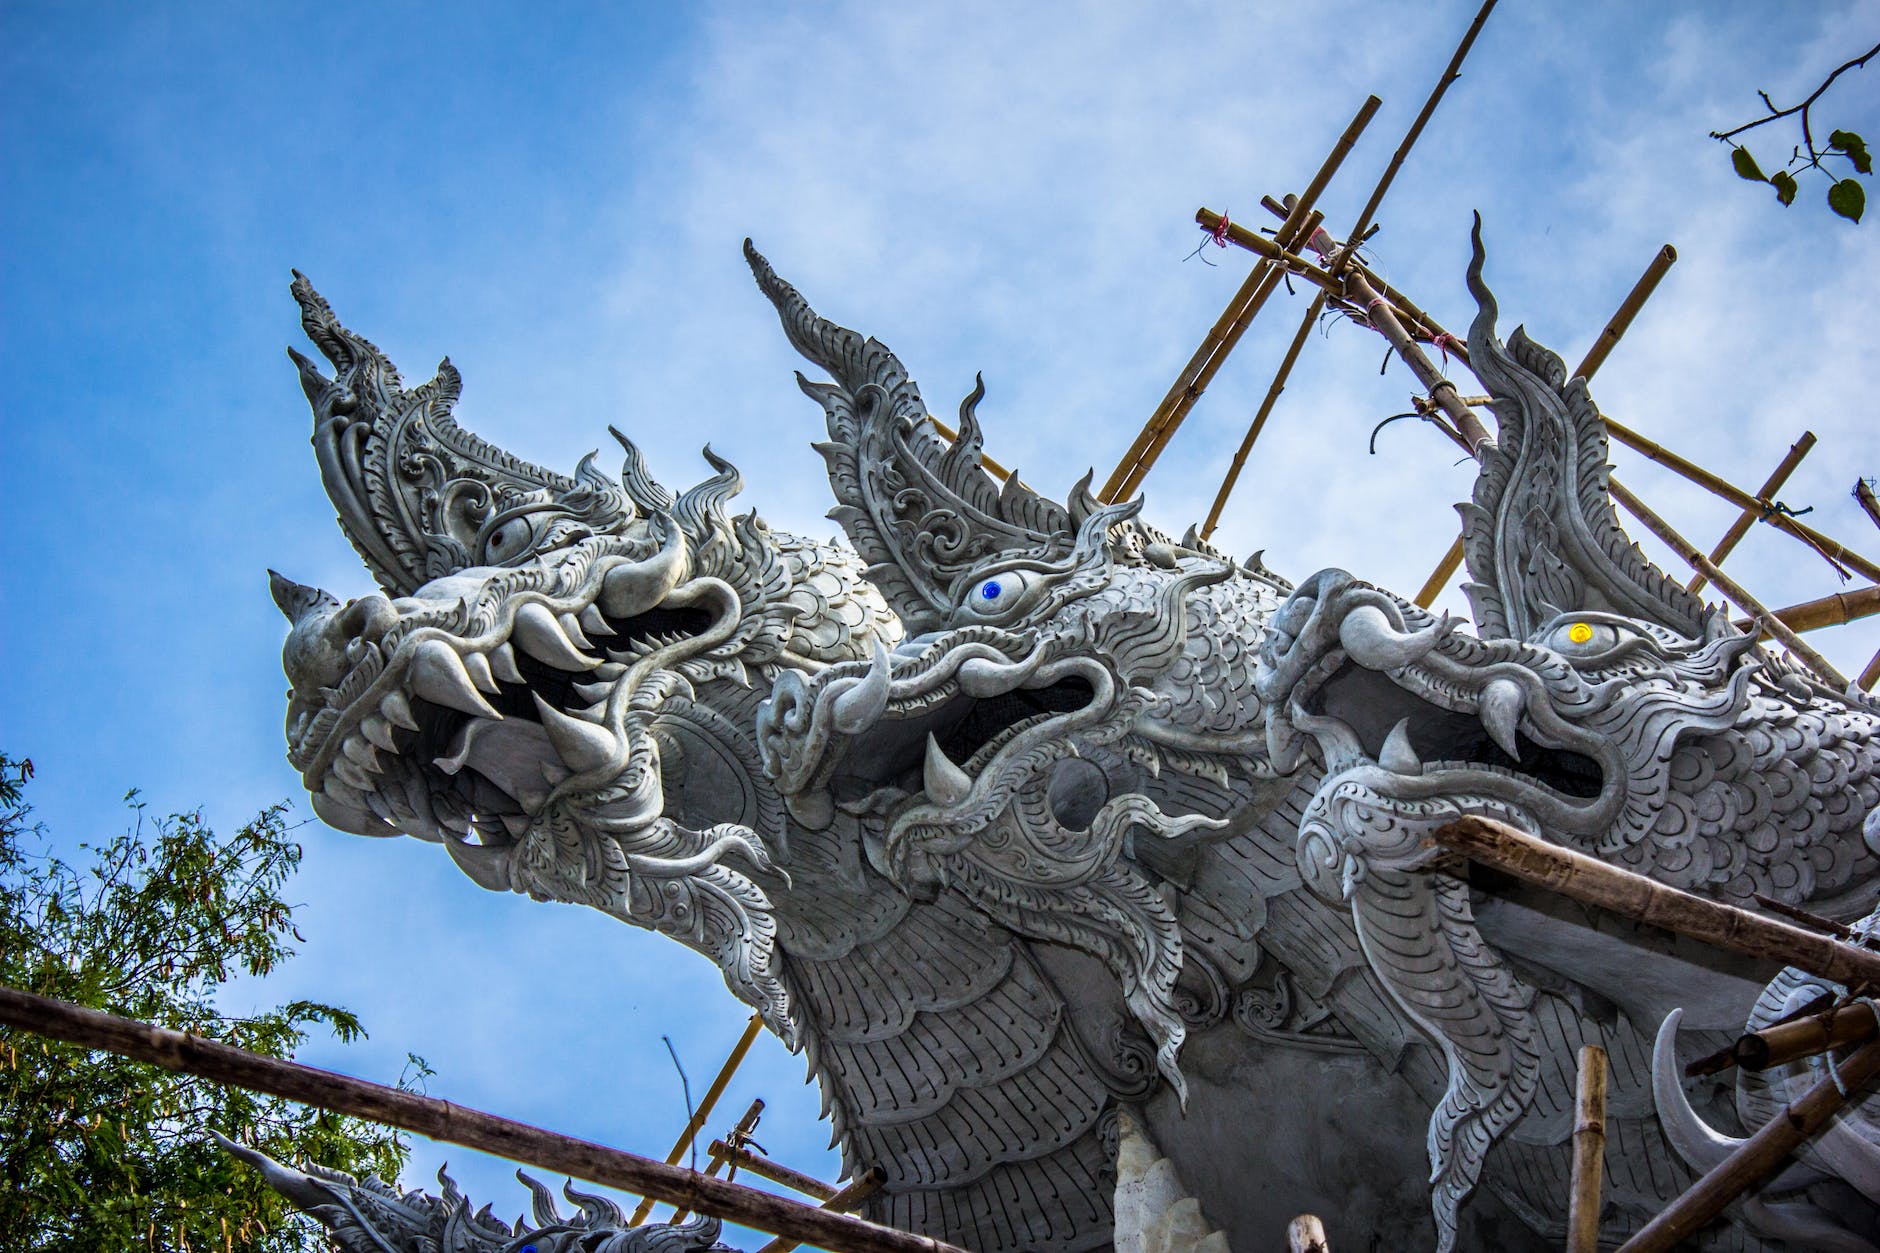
[1608,478,1848,686]
[1857,478,1880,533]
[710,1139,837,1201]
[0,984,969,1253]
[667,1099,766,1223]
[1573,246,1677,381]
[753,1169,889,1253]
[1733,583,1880,635]
[1613,1038,1880,1253]
[630,1010,766,1224]
[1863,649,1880,692]
[1688,432,1815,594]
[1567,1044,1608,1253]
[1100,95,1382,502]
[1200,289,1329,540]
[1429,816,1880,989]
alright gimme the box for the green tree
[0,753,415,1251]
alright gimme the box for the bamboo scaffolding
[1688,433,1815,594]
[1613,1038,1880,1253]
[753,1169,889,1253]
[1200,290,1329,540]
[711,1138,839,1202]
[1287,1213,1331,1252]
[1734,583,1880,635]
[1731,1001,1880,1072]
[1099,95,1381,503]
[1862,649,1880,692]
[1856,478,1880,533]
[1573,246,1677,381]
[1415,535,1466,609]
[0,984,969,1253]
[925,413,1012,482]
[1607,478,1848,687]
[1343,265,1491,456]
[667,1099,766,1223]
[1428,816,1880,990]
[1566,1045,1608,1253]
[629,1010,767,1224]
[1751,892,1870,943]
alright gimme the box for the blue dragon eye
[980,580,1003,601]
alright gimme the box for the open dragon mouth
[1256,570,1610,826]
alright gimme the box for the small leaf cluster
[0,752,415,1252]
[1730,129,1869,223]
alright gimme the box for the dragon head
[1256,222,1877,913]
[273,274,901,1036]
[742,244,1299,1093]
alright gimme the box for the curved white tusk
[1337,603,1446,671]
[443,831,515,893]
[830,640,892,734]
[1653,1009,1747,1173]
[599,517,688,620]
[922,734,974,806]
[1478,678,1527,761]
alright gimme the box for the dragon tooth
[513,602,599,671]
[379,689,421,731]
[578,604,614,636]
[364,790,398,826]
[558,611,595,651]
[359,714,399,752]
[598,521,687,619]
[592,661,627,681]
[341,734,381,773]
[331,755,374,791]
[1478,678,1527,761]
[500,812,531,839]
[489,641,526,683]
[531,693,621,773]
[922,734,974,806]
[1378,718,1423,776]
[573,680,613,705]
[831,640,892,733]
[444,831,513,892]
[462,650,501,695]
[410,639,505,720]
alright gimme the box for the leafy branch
[1712,39,1878,223]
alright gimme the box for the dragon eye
[1542,619,1626,655]
[964,568,1038,616]
[979,579,1004,601]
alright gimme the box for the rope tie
[1207,214,1232,248]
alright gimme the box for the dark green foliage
[1712,41,1875,223]
[0,753,413,1251]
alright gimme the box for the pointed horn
[830,640,892,734]
[1652,1009,1746,1173]
[267,570,332,626]
[211,1131,339,1210]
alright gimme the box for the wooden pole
[1415,534,1467,609]
[753,1168,889,1253]
[667,1099,766,1223]
[1607,478,1849,687]
[1733,583,1880,635]
[1733,1001,1880,1072]
[925,413,1011,482]
[710,1138,839,1201]
[1614,1038,1880,1253]
[1322,0,1501,278]
[1428,816,1880,991]
[1288,1213,1331,1252]
[1688,432,1815,594]
[630,1010,767,1223]
[1343,266,1492,456]
[1861,648,1880,693]
[0,984,970,1253]
[1199,289,1330,539]
[1856,478,1880,534]
[1604,417,1880,585]
[1573,245,1677,381]
[1099,95,1381,502]
[1566,1044,1608,1253]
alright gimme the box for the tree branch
[1712,40,1880,160]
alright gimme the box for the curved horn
[829,640,892,734]
[1653,1009,1746,1173]
[599,515,689,619]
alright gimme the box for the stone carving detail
[247,235,1877,1253]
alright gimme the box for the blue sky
[3,1,1877,1242]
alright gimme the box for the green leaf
[1828,178,1866,223]
[1830,129,1873,175]
[1771,171,1799,206]
[1731,146,1766,181]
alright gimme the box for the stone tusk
[1652,1009,1746,1173]
[598,519,687,619]
[378,689,420,731]
[410,638,505,720]
[443,831,514,892]
[531,693,622,774]
[513,602,599,671]
[488,641,525,684]
[1478,678,1527,761]
[830,639,892,734]
[1379,718,1423,776]
[1338,603,1445,671]
[461,649,501,695]
[922,734,974,806]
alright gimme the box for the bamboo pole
[667,1099,766,1222]
[1199,289,1330,539]
[629,1010,767,1224]
[925,414,1011,481]
[0,984,969,1253]
[1751,892,1868,942]
[1861,649,1880,692]
[1607,478,1848,687]
[1614,1038,1880,1253]
[1733,583,1880,635]
[1288,1213,1331,1252]
[1099,94,1381,503]
[1415,534,1466,609]
[1321,0,1501,279]
[1428,816,1880,990]
[1573,246,1677,381]
[1566,1045,1608,1253]
[753,1168,889,1253]
[1343,266,1492,456]
[1688,432,1815,594]
[710,1138,839,1201]
[1733,1002,1880,1072]
[1604,417,1880,585]
[1856,478,1880,533]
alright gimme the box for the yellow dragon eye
[1566,622,1594,645]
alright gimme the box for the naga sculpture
[251,227,1879,1252]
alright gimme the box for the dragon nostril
[1047,757,1108,832]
